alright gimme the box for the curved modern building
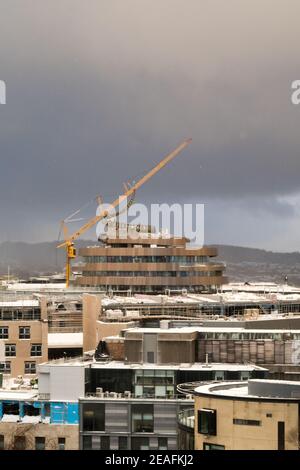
[75,224,227,294]
[192,379,300,450]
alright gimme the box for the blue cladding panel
[50,402,66,423]
[0,400,79,425]
[66,403,79,424]
[50,402,79,424]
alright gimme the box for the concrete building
[0,381,79,450]
[102,325,300,375]
[32,347,266,451]
[0,293,87,378]
[190,379,300,450]
[80,360,266,451]
[79,395,188,450]
[0,296,48,378]
[76,224,227,294]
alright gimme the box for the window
[24,362,36,374]
[147,352,154,363]
[0,327,8,339]
[214,371,224,381]
[82,435,92,450]
[0,361,10,373]
[35,437,45,450]
[0,435,4,450]
[19,326,30,339]
[198,409,217,435]
[31,344,42,356]
[14,436,25,450]
[132,404,154,433]
[82,403,105,431]
[118,436,127,450]
[132,437,150,450]
[203,443,225,450]
[3,402,19,415]
[278,421,285,450]
[158,437,168,450]
[24,403,40,416]
[233,419,261,426]
[58,437,65,450]
[240,372,250,381]
[101,436,110,450]
[5,344,16,357]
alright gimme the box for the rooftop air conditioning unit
[182,288,188,296]
[124,391,131,398]
[96,387,103,396]
[104,391,110,397]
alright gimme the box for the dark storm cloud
[0,0,300,247]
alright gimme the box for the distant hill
[0,240,94,278]
[0,241,299,285]
[214,245,300,286]
[214,245,300,265]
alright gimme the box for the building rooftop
[194,379,300,401]
[101,285,300,308]
[124,326,300,334]
[47,332,83,348]
[0,299,39,307]
[38,357,266,372]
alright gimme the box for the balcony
[178,408,194,430]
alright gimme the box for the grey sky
[0,0,300,250]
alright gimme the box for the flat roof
[194,380,300,401]
[0,299,39,307]
[89,361,266,372]
[0,390,38,400]
[125,326,300,334]
[47,332,83,348]
[101,287,300,307]
[6,283,67,291]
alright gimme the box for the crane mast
[58,138,192,287]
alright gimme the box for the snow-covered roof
[0,299,39,307]
[47,332,83,347]
[0,390,38,400]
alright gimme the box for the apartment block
[192,379,300,450]
[0,296,48,377]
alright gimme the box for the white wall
[50,365,85,401]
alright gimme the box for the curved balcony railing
[178,408,195,430]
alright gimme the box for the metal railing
[84,392,193,400]
[178,408,195,429]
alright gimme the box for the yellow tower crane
[57,138,192,287]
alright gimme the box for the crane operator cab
[67,243,76,259]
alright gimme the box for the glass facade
[134,370,175,398]
[82,403,105,431]
[83,270,220,277]
[0,309,41,321]
[86,368,133,394]
[200,332,300,340]
[131,437,150,450]
[132,404,154,433]
[83,255,209,263]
